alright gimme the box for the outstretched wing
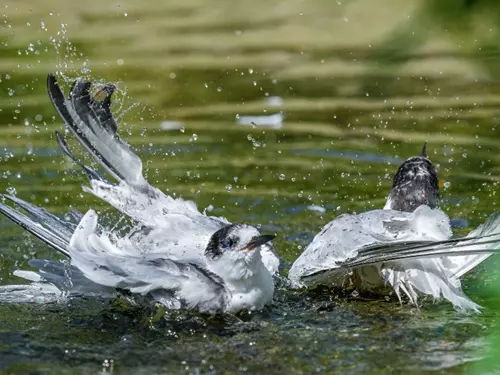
[70,210,230,313]
[289,206,500,311]
[289,206,454,287]
[47,74,229,230]
[47,73,145,186]
[47,74,280,274]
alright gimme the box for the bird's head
[385,142,440,212]
[205,223,275,263]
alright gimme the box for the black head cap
[387,143,440,212]
[205,224,244,259]
[204,223,275,259]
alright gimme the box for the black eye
[221,237,236,249]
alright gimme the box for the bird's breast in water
[227,266,274,312]
[228,286,273,312]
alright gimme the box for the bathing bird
[288,144,500,311]
[0,74,279,314]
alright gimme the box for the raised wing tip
[46,72,68,109]
[47,73,60,95]
[55,130,70,156]
[69,80,92,100]
[55,130,64,142]
[47,72,56,84]
[93,83,116,105]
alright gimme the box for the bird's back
[289,206,452,287]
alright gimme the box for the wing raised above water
[70,210,230,313]
[46,74,280,274]
[48,74,220,223]
[288,205,500,311]
[288,206,451,286]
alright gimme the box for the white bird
[0,74,279,314]
[288,144,500,311]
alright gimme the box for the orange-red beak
[244,234,276,251]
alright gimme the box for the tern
[288,144,500,311]
[0,74,279,314]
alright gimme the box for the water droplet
[444,181,451,189]
[279,174,285,180]
[6,186,16,195]
[217,87,222,92]
[225,184,232,191]
[81,60,91,74]
[8,88,14,96]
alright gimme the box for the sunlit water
[1,1,500,373]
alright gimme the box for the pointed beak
[244,234,276,251]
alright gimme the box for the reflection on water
[1,0,500,373]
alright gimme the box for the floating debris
[307,205,326,213]
[160,121,184,131]
[236,112,283,129]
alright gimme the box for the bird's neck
[211,251,270,289]
[385,187,438,212]
[385,157,440,212]
[231,251,266,282]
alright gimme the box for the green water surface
[1,0,500,373]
